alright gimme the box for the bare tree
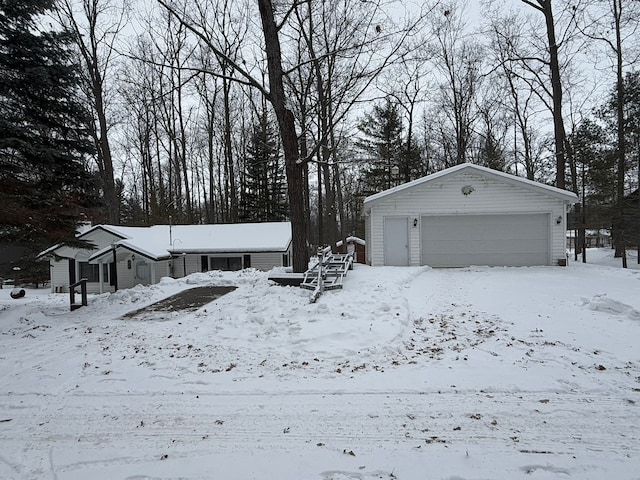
[486,11,549,181]
[57,0,129,223]
[157,0,431,271]
[378,56,430,182]
[518,0,573,189]
[291,0,427,245]
[192,50,221,223]
[119,36,167,224]
[430,1,484,165]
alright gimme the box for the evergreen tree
[569,119,615,258]
[356,98,404,196]
[477,133,507,172]
[0,0,98,280]
[571,119,615,207]
[240,111,288,222]
[591,72,640,250]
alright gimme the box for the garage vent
[461,185,475,196]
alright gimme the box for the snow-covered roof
[363,163,578,211]
[336,236,366,247]
[40,223,291,262]
[83,222,291,262]
[37,243,61,259]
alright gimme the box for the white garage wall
[365,214,372,265]
[367,171,569,266]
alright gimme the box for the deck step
[267,273,305,287]
[300,249,353,301]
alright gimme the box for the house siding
[368,171,569,267]
[45,223,293,292]
[364,214,372,265]
[49,228,126,293]
[154,261,170,282]
[85,228,124,248]
[248,252,286,271]
[50,258,70,292]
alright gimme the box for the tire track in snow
[1,389,637,477]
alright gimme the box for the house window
[79,262,100,282]
[282,253,289,268]
[209,256,242,271]
[243,255,251,268]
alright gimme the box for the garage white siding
[421,214,550,267]
[364,165,576,267]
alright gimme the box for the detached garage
[363,163,577,267]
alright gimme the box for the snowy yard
[1,249,639,480]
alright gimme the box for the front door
[383,217,409,266]
[136,261,151,285]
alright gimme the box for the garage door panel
[421,214,550,267]
[430,240,467,254]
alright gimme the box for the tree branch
[156,0,270,100]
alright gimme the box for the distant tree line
[1,0,639,276]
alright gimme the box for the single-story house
[566,229,611,250]
[363,163,577,267]
[38,222,292,294]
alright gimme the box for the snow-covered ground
[1,248,639,480]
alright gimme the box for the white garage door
[421,214,550,267]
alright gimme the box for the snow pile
[582,293,640,321]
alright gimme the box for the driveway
[123,285,237,319]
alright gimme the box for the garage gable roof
[363,163,577,210]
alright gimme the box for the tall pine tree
[356,98,404,196]
[0,0,98,281]
[240,110,288,222]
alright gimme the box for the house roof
[42,222,292,263]
[363,163,578,211]
[336,236,366,247]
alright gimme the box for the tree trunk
[223,75,238,222]
[541,0,566,189]
[299,123,312,247]
[258,0,308,272]
[95,91,118,223]
[613,0,627,267]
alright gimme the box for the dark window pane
[210,257,227,271]
[228,257,242,271]
[79,262,99,282]
[209,257,242,271]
